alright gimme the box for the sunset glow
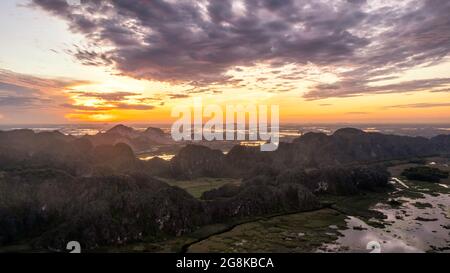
[0,0,449,124]
[2,0,450,256]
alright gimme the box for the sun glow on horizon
[0,0,449,124]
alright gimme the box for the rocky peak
[333,128,365,137]
[106,124,139,138]
[170,145,227,179]
[144,127,165,136]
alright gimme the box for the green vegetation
[402,166,449,183]
[408,158,427,165]
[161,177,241,199]
[187,209,346,253]
[412,202,433,209]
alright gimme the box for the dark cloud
[69,48,114,66]
[347,0,367,4]
[31,0,69,14]
[61,102,155,111]
[169,94,190,99]
[68,91,141,101]
[29,0,370,84]
[431,88,450,93]
[31,0,450,98]
[66,91,156,111]
[60,103,111,111]
[114,103,155,110]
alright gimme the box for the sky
[0,0,449,124]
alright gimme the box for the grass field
[388,156,450,185]
[187,208,347,253]
[158,177,242,199]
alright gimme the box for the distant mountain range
[1,125,449,178]
[83,124,174,151]
[171,127,450,178]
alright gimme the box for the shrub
[402,166,449,182]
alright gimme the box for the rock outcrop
[0,129,161,176]
[84,124,173,152]
[170,145,229,179]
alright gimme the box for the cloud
[66,46,114,67]
[0,96,51,107]
[345,111,369,115]
[68,91,141,101]
[114,103,155,110]
[384,102,450,109]
[61,102,155,111]
[0,69,87,109]
[0,82,38,95]
[0,82,42,108]
[168,93,190,99]
[60,103,111,111]
[30,0,450,98]
[65,90,156,111]
[304,78,450,100]
[0,69,89,91]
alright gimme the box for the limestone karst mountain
[83,124,174,152]
[0,127,449,250]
